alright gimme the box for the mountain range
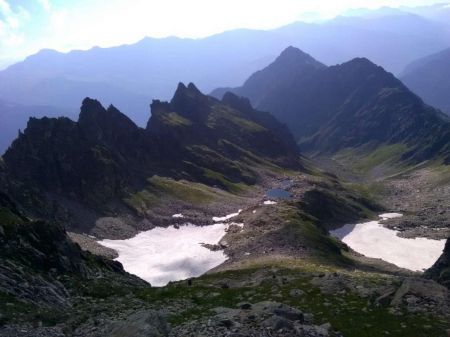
[1,4,450,153]
[212,46,450,164]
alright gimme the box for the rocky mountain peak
[78,97,138,143]
[187,82,202,93]
[80,97,104,117]
[169,82,212,122]
[275,46,324,68]
[172,82,202,100]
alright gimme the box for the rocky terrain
[380,166,450,240]
[2,253,448,337]
[317,153,449,237]
[3,157,450,336]
[0,56,449,336]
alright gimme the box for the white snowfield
[263,200,277,205]
[330,213,445,271]
[212,209,242,222]
[99,211,243,287]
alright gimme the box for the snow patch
[99,223,232,287]
[172,213,184,218]
[330,214,445,271]
[263,200,277,205]
[379,213,403,220]
[213,209,242,222]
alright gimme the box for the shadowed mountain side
[2,83,300,232]
[213,47,450,164]
[0,189,146,309]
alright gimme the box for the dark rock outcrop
[425,238,450,289]
[0,192,144,309]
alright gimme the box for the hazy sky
[0,0,447,68]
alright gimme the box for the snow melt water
[330,213,445,271]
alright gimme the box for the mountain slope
[0,184,146,323]
[213,47,450,164]
[2,83,299,233]
[401,47,450,115]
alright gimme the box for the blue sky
[0,0,447,68]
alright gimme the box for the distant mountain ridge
[1,8,450,152]
[212,47,450,164]
[401,47,450,115]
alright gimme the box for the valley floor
[1,161,449,337]
[314,156,450,240]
